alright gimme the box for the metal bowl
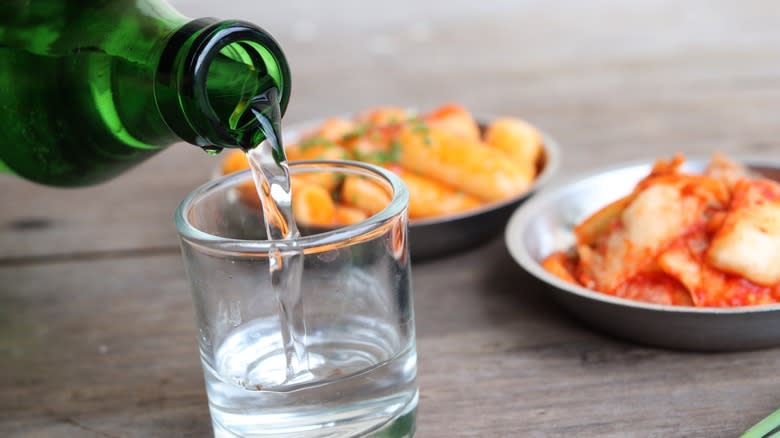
[505,157,780,351]
[280,119,562,261]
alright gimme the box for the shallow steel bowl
[505,157,780,351]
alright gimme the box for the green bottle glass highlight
[0,1,291,187]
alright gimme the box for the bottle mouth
[157,19,291,149]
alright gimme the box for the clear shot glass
[175,160,417,437]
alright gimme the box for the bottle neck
[155,19,291,150]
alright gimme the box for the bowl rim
[505,154,780,315]
[278,114,562,227]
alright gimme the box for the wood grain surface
[3,1,780,437]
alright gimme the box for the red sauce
[540,156,780,308]
[614,272,693,306]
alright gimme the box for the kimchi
[542,154,780,307]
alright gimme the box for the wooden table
[3,1,780,436]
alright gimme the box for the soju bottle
[0,1,291,187]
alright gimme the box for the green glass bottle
[0,0,291,187]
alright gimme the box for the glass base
[212,392,417,438]
[369,407,416,438]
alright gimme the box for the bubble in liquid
[228,301,242,327]
[200,328,212,347]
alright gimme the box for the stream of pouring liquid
[244,95,311,383]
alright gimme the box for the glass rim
[175,159,409,255]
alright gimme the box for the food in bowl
[221,104,546,227]
[542,153,780,308]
